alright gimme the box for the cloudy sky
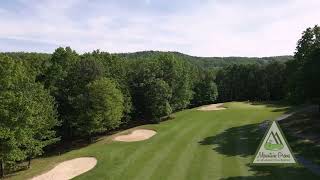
[0,0,319,56]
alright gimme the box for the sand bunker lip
[113,129,157,142]
[197,103,226,111]
[31,157,97,180]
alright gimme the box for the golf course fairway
[12,102,319,180]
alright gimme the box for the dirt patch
[197,103,226,111]
[31,157,97,180]
[113,129,156,142]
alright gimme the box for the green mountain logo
[252,121,297,165]
[264,132,284,151]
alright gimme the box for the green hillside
[116,51,293,69]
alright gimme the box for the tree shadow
[279,107,320,164]
[199,122,320,179]
[220,164,318,180]
[243,101,294,113]
[42,117,155,158]
[199,123,261,157]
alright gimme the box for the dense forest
[117,51,293,69]
[0,25,319,177]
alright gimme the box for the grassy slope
[9,102,319,180]
[280,106,320,166]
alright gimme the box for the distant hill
[1,50,293,70]
[115,51,293,69]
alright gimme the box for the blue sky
[0,0,319,56]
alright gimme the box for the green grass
[8,102,319,180]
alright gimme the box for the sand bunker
[114,129,156,142]
[31,157,97,180]
[197,103,226,111]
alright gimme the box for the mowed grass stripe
[219,108,270,178]
[172,111,230,180]
[111,112,204,179]
[102,111,197,179]
[131,115,207,180]
[149,111,224,180]
[200,115,238,180]
[217,109,251,178]
[185,111,237,180]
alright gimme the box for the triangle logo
[252,121,297,165]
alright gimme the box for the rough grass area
[7,102,319,180]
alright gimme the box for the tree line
[215,61,286,102]
[0,25,319,177]
[117,51,293,69]
[0,49,218,177]
[215,25,320,107]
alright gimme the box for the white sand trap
[197,103,226,111]
[114,129,156,142]
[31,157,97,180]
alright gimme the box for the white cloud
[0,0,319,56]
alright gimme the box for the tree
[21,83,60,168]
[75,78,124,139]
[216,63,286,102]
[287,25,320,109]
[83,51,133,123]
[52,56,125,139]
[192,71,218,106]
[0,55,58,177]
[144,79,172,123]
[299,26,320,109]
[43,47,79,94]
[128,58,175,122]
[129,59,160,120]
[41,47,79,140]
[61,57,105,139]
[157,54,193,111]
[264,61,286,100]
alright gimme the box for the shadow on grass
[219,164,317,180]
[43,118,156,157]
[199,122,319,179]
[279,106,320,165]
[220,164,319,180]
[199,123,261,157]
[243,101,294,113]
